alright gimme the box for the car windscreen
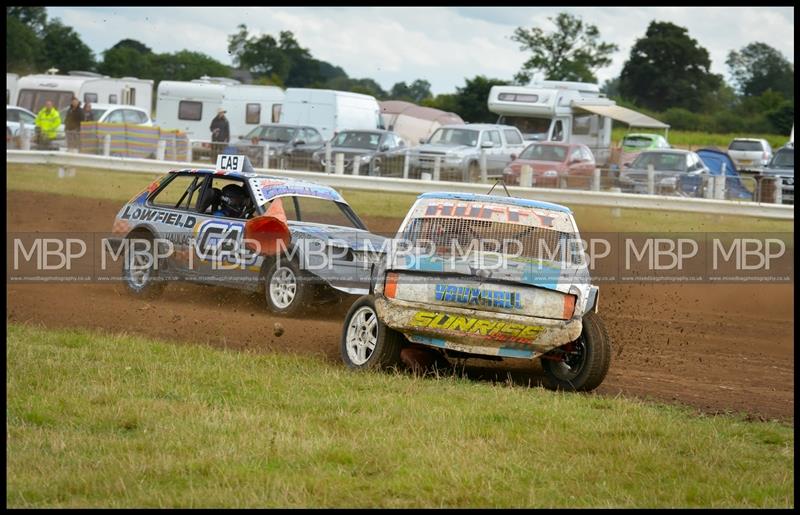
[91,109,107,120]
[332,131,380,149]
[769,149,794,170]
[622,136,655,148]
[500,116,550,139]
[247,126,297,142]
[519,144,567,162]
[427,128,479,147]
[729,140,764,151]
[631,152,686,172]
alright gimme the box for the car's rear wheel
[263,258,314,316]
[541,312,611,392]
[340,295,404,370]
[122,232,167,299]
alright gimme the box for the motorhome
[155,79,284,140]
[14,71,153,113]
[279,88,381,141]
[488,80,669,166]
[7,73,18,105]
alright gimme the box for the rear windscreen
[729,141,764,151]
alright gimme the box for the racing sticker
[422,201,557,228]
[254,178,344,203]
[193,219,259,267]
[435,284,523,310]
[409,311,543,344]
[120,206,197,228]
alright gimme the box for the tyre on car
[263,257,314,316]
[121,231,167,299]
[340,295,405,370]
[541,312,611,392]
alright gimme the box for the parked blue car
[695,148,754,200]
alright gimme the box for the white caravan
[488,80,669,166]
[155,80,284,140]
[379,100,464,146]
[7,73,18,105]
[279,88,381,141]
[15,71,153,114]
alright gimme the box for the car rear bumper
[375,296,583,360]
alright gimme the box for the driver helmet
[219,184,247,217]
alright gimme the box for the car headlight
[359,155,372,164]
[445,153,462,163]
[503,167,513,175]
[543,170,558,177]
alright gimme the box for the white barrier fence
[6,149,793,220]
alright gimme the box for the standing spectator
[34,100,61,150]
[82,102,95,122]
[209,107,230,162]
[64,97,84,152]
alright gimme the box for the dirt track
[6,191,794,421]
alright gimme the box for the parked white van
[279,88,382,141]
[155,79,284,140]
[15,71,153,113]
[488,81,669,166]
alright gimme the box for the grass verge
[6,163,793,234]
[6,323,794,508]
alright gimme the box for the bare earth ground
[6,191,794,421]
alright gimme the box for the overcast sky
[47,6,794,95]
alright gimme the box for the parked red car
[503,142,596,188]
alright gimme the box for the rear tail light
[563,294,576,319]
[384,272,398,298]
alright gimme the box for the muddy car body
[109,155,386,315]
[340,192,611,391]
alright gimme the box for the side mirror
[418,138,427,144]
[510,154,517,161]
[293,139,305,146]
[623,162,631,168]
[481,141,494,149]
[380,144,390,152]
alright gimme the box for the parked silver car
[618,149,710,197]
[407,124,526,182]
[727,138,772,171]
[761,144,794,204]
[231,123,326,169]
[311,129,407,175]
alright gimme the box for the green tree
[38,18,96,72]
[726,42,794,100]
[149,50,230,84]
[6,6,47,34]
[390,79,432,103]
[618,21,722,112]
[600,77,620,98]
[98,45,153,78]
[227,25,347,87]
[423,76,508,122]
[6,15,42,73]
[511,12,618,84]
[228,24,290,81]
[110,38,153,54]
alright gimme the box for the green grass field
[6,324,793,508]
[7,164,794,234]
[611,128,791,151]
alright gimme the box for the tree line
[7,7,794,135]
